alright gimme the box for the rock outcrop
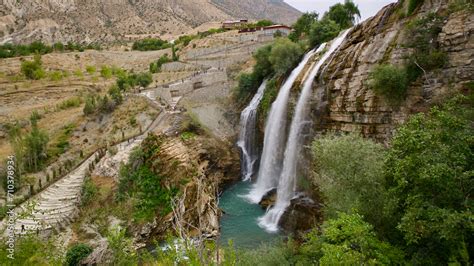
[312,0,473,144]
[132,135,239,245]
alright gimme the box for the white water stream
[258,29,351,232]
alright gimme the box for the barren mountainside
[0,0,301,44]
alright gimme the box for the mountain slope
[0,0,301,44]
[211,0,301,25]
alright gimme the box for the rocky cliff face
[312,0,473,144]
[0,0,300,44]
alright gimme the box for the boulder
[259,188,277,209]
[279,195,323,236]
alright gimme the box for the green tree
[23,112,49,172]
[268,38,303,75]
[385,96,474,265]
[289,12,319,41]
[253,44,273,80]
[323,0,361,29]
[312,133,389,233]
[309,18,341,47]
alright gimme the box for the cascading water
[245,50,317,204]
[258,29,352,232]
[237,80,267,181]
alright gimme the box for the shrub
[48,70,65,81]
[132,38,170,51]
[65,243,93,266]
[83,95,97,115]
[268,38,303,75]
[100,65,113,79]
[81,178,97,206]
[301,213,404,264]
[85,65,96,75]
[21,55,45,80]
[150,54,172,73]
[258,78,279,119]
[407,0,424,15]
[57,96,82,110]
[108,85,123,104]
[368,64,408,103]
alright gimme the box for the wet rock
[279,195,323,236]
[259,188,277,209]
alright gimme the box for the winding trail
[0,89,175,236]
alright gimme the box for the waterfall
[258,29,352,232]
[245,50,317,204]
[237,80,267,181]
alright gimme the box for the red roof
[263,25,292,30]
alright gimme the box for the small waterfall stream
[258,29,352,232]
[246,50,317,204]
[237,80,267,181]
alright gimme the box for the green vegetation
[81,177,98,206]
[309,94,473,265]
[407,0,424,15]
[132,38,171,51]
[269,38,303,76]
[405,12,448,83]
[0,235,63,265]
[235,40,302,102]
[384,96,473,264]
[100,65,113,79]
[57,96,82,110]
[116,72,153,91]
[65,243,93,266]
[258,78,279,119]
[368,64,409,103]
[180,131,196,141]
[288,1,360,47]
[150,54,172,73]
[118,134,178,221]
[312,133,389,232]
[21,54,45,80]
[289,12,319,41]
[48,123,75,159]
[0,41,101,58]
[48,70,67,81]
[85,65,96,75]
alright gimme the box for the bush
[57,96,82,110]
[289,12,319,41]
[81,178,97,206]
[21,55,45,80]
[368,64,408,103]
[309,18,341,47]
[301,213,404,264]
[407,0,424,15]
[108,85,123,104]
[65,243,93,266]
[268,38,303,75]
[312,133,389,232]
[85,65,96,75]
[83,95,97,115]
[150,54,172,73]
[132,38,170,51]
[258,78,279,119]
[100,65,113,79]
